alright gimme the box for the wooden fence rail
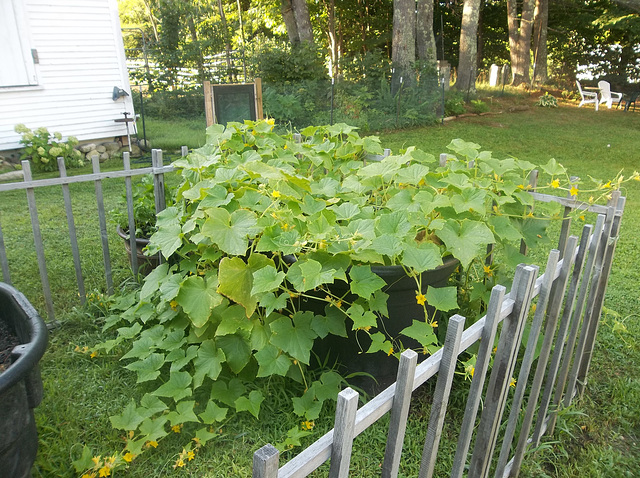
[253,193,625,478]
[0,149,179,323]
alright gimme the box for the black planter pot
[0,282,48,478]
[116,225,160,275]
[303,257,459,396]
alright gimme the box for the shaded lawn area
[10,98,640,477]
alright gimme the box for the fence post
[58,157,86,304]
[468,265,537,478]
[252,444,279,478]
[21,160,56,322]
[329,387,359,478]
[152,149,166,215]
[419,314,466,478]
[92,156,113,295]
[382,349,418,478]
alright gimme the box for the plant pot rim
[116,224,150,245]
[0,283,48,392]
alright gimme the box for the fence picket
[91,156,113,295]
[252,444,279,478]
[577,196,624,395]
[468,265,537,478]
[382,349,418,478]
[0,220,11,284]
[451,286,506,478]
[550,215,605,424]
[534,227,590,442]
[510,237,578,476]
[57,157,86,304]
[329,387,359,478]
[495,251,559,477]
[419,314,466,478]
[21,160,55,322]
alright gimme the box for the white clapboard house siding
[0,0,134,151]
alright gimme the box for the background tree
[455,0,482,92]
[391,0,415,93]
[507,0,536,85]
[532,0,549,84]
[281,0,314,45]
[416,0,437,63]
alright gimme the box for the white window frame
[0,0,38,88]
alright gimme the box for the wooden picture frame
[204,78,263,127]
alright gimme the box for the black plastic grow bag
[0,282,48,478]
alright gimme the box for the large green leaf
[217,334,251,373]
[346,303,378,330]
[201,207,259,255]
[177,275,222,328]
[255,344,292,377]
[400,320,438,350]
[218,257,257,317]
[215,304,254,337]
[110,399,145,431]
[251,265,286,295]
[150,207,183,259]
[235,390,264,419]
[199,400,228,424]
[138,416,169,443]
[166,400,199,426]
[193,340,225,387]
[210,378,246,407]
[450,189,487,215]
[139,263,170,302]
[124,353,165,383]
[287,259,336,292]
[402,243,443,273]
[436,220,494,269]
[311,305,347,338]
[349,265,386,300]
[426,286,459,312]
[269,312,317,365]
[151,371,192,402]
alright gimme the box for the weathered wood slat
[0,219,11,284]
[91,157,113,295]
[57,157,86,304]
[122,153,139,276]
[556,177,579,259]
[565,208,614,404]
[21,160,55,322]
[468,265,538,478]
[252,444,279,478]
[549,216,604,430]
[329,387,359,478]
[152,149,167,216]
[495,252,559,477]
[419,315,466,478]
[528,191,614,216]
[382,349,418,478]
[451,286,506,478]
[533,229,589,444]
[576,195,625,396]
[0,165,176,192]
[509,237,578,477]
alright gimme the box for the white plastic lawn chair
[577,80,598,110]
[598,80,623,109]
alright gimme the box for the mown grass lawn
[2,93,638,477]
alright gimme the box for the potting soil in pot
[0,319,20,372]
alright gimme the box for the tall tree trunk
[391,0,415,94]
[142,0,159,42]
[281,0,314,45]
[281,0,300,44]
[455,0,481,92]
[507,0,536,86]
[292,0,314,44]
[416,0,437,64]
[532,0,548,85]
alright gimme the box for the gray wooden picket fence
[252,192,625,478]
[0,148,185,323]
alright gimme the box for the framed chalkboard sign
[204,79,263,126]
